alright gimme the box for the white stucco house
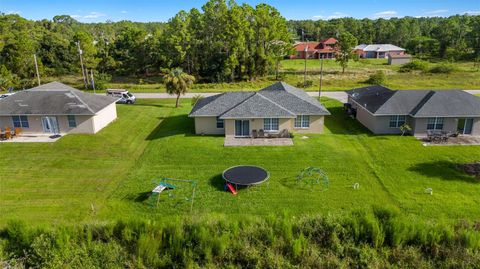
[0,82,118,135]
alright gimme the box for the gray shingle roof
[0,81,117,116]
[354,44,405,52]
[346,86,395,114]
[259,82,330,115]
[220,93,295,119]
[347,86,480,117]
[189,92,255,117]
[413,90,480,117]
[189,82,330,119]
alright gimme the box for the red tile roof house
[354,44,406,59]
[290,38,338,59]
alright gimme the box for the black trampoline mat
[222,166,269,185]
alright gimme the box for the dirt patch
[457,163,480,179]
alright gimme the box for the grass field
[1,98,479,227]
[43,59,480,93]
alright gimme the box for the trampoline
[222,165,269,186]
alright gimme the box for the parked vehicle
[106,89,136,104]
[0,93,15,99]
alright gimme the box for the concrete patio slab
[1,134,63,143]
[419,135,480,146]
[224,137,294,147]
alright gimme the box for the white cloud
[424,9,448,15]
[313,12,349,20]
[121,10,128,14]
[5,10,21,15]
[464,10,480,15]
[373,10,397,19]
[70,11,106,21]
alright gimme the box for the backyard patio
[0,134,62,143]
[419,135,480,146]
[224,137,294,147]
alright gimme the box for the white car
[106,89,136,104]
[0,93,15,99]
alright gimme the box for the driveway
[111,90,480,104]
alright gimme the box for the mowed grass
[1,98,479,226]
[43,59,480,93]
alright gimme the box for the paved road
[133,91,349,102]
[130,89,480,103]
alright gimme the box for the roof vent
[65,92,75,98]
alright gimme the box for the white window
[263,118,279,132]
[67,115,77,128]
[295,115,310,128]
[427,117,444,130]
[12,116,29,128]
[389,115,406,128]
[216,117,224,129]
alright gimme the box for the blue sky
[1,0,479,22]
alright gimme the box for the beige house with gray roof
[189,82,330,138]
[346,86,480,137]
[0,82,118,135]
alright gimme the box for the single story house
[189,82,330,137]
[387,54,412,65]
[0,81,118,135]
[346,86,480,137]
[354,44,406,59]
[291,38,338,59]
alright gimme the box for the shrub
[94,73,112,91]
[296,80,313,88]
[429,64,455,74]
[365,70,386,85]
[191,94,204,106]
[399,60,429,72]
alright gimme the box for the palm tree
[163,68,195,108]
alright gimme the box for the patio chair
[279,129,290,138]
[258,129,265,138]
[252,129,258,138]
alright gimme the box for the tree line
[0,0,479,90]
[0,0,291,90]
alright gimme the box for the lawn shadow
[209,174,225,191]
[133,103,169,109]
[408,161,479,183]
[146,114,195,140]
[134,191,152,202]
[324,105,372,135]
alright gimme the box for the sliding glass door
[235,120,250,137]
[458,118,474,135]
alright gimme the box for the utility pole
[304,45,308,88]
[319,55,324,99]
[76,41,88,89]
[302,29,307,88]
[90,69,96,94]
[33,54,41,86]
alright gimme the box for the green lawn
[1,98,479,226]
[43,59,480,93]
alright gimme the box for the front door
[458,118,474,135]
[42,116,59,134]
[235,120,250,137]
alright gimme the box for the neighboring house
[0,82,118,135]
[189,82,330,137]
[388,54,412,65]
[346,86,480,137]
[291,38,338,59]
[355,44,406,58]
